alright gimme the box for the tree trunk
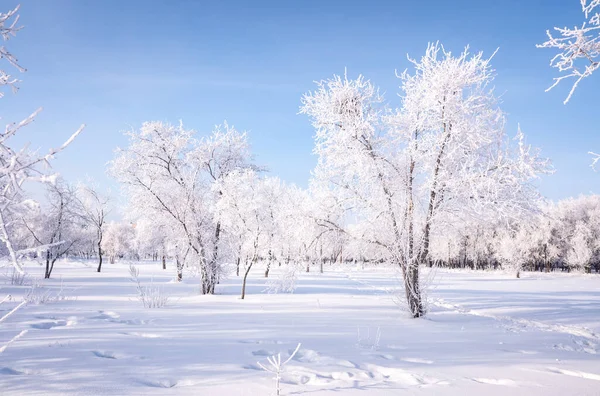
[403,262,424,318]
[236,245,242,276]
[176,256,183,282]
[319,244,324,274]
[48,257,58,279]
[419,118,451,268]
[241,259,255,300]
[206,221,221,294]
[400,129,419,319]
[96,242,103,273]
[241,239,259,299]
[265,249,272,278]
[45,250,51,279]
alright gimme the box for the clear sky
[3,0,598,206]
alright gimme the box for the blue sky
[3,0,598,205]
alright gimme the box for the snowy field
[1,261,599,396]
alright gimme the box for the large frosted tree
[301,43,550,318]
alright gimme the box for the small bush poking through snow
[24,279,70,305]
[356,326,381,350]
[4,268,29,286]
[265,264,298,294]
[257,343,302,396]
[129,264,169,309]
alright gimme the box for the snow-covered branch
[537,0,600,103]
[0,5,83,273]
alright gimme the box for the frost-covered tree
[134,217,168,267]
[110,121,255,292]
[214,169,272,299]
[494,223,534,278]
[304,181,348,273]
[301,43,550,317]
[545,195,600,272]
[102,221,136,264]
[0,5,83,274]
[76,183,111,272]
[111,122,204,283]
[191,122,259,288]
[20,179,81,278]
[538,0,600,104]
[566,221,594,272]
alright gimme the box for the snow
[1,261,599,395]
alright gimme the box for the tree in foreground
[0,5,83,274]
[301,43,551,317]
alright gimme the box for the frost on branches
[0,5,83,274]
[425,195,600,274]
[110,121,255,294]
[102,221,136,265]
[537,0,600,104]
[76,183,111,273]
[214,169,279,299]
[301,43,551,318]
[213,169,319,297]
[20,180,82,278]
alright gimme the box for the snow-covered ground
[1,261,599,395]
